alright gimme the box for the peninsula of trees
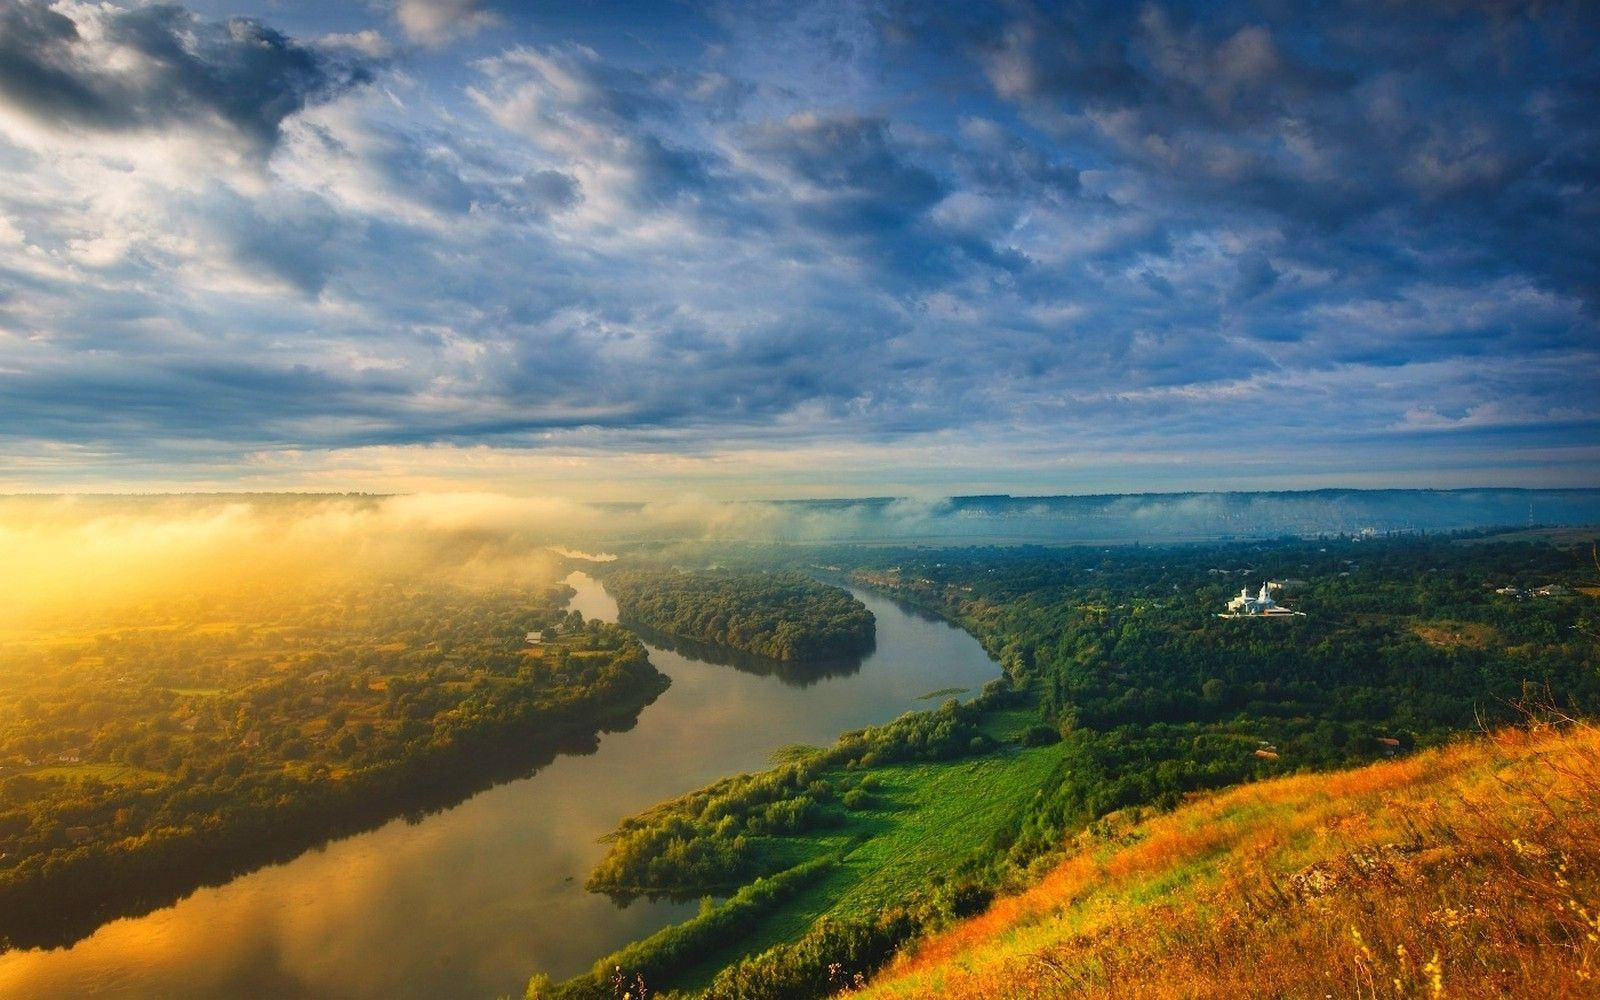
[0,582,668,949]
[603,569,875,663]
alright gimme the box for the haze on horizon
[1,0,1597,498]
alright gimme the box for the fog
[4,488,1597,625]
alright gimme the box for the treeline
[602,569,875,662]
[537,857,836,1000]
[586,699,993,901]
[0,584,669,949]
[701,906,927,999]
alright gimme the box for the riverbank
[0,635,668,951]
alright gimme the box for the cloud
[966,1,1600,298]
[393,0,502,47]
[0,1,372,158]
[514,169,581,212]
[0,0,1595,494]
[469,44,716,212]
[318,30,393,59]
[1231,252,1278,301]
[744,114,943,235]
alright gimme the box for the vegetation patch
[1409,619,1499,649]
[586,699,996,902]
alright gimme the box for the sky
[0,0,1597,498]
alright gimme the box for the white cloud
[393,0,502,47]
[318,30,393,58]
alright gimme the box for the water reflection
[0,572,998,1000]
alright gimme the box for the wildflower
[1423,951,1445,997]
[1350,925,1375,963]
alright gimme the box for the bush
[945,881,994,917]
[1020,724,1061,747]
[841,787,874,810]
[701,905,930,1000]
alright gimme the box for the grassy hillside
[859,719,1600,999]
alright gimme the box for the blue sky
[0,0,1596,497]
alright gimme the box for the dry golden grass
[860,721,1600,1000]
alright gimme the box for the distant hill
[7,488,1598,547]
[766,488,1600,544]
[857,720,1600,1000]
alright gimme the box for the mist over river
[0,574,998,1000]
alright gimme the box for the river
[0,573,999,1000]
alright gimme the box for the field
[666,741,1067,991]
[547,703,1061,998]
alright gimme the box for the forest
[601,569,875,662]
[549,531,1600,998]
[0,580,668,948]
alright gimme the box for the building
[1220,582,1306,619]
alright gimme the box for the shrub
[1020,724,1060,747]
[842,788,874,810]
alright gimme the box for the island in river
[602,569,876,663]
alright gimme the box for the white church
[1220,582,1306,618]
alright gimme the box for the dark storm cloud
[0,1,371,154]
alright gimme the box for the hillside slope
[859,720,1600,1000]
